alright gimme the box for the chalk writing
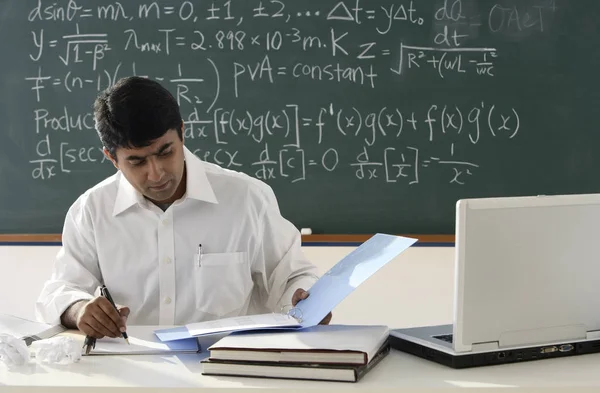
[19,0,553,188]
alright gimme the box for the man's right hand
[73,297,129,339]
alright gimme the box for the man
[35,76,331,339]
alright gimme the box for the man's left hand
[291,288,332,325]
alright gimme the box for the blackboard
[1,0,599,235]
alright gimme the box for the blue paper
[295,233,417,327]
[154,326,194,342]
[163,337,199,351]
[154,234,417,341]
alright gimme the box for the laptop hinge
[471,341,499,351]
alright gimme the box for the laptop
[390,193,600,368]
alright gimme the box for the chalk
[300,228,312,235]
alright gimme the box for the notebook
[85,326,199,355]
[201,342,390,383]
[0,313,65,345]
[207,324,389,365]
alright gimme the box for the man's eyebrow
[125,154,145,161]
[126,142,173,161]
[156,142,173,154]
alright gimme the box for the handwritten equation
[28,0,556,35]
[20,0,558,188]
[29,101,519,187]
[29,24,496,82]
[26,99,520,143]
[29,135,481,186]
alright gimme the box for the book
[201,341,390,383]
[0,313,65,345]
[85,325,199,355]
[207,324,389,365]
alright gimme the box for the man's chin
[145,187,175,203]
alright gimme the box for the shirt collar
[112,145,218,217]
[112,173,145,217]
[182,145,219,204]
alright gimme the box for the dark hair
[94,76,183,159]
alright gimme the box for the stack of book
[201,324,390,383]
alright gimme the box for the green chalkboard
[1,0,599,234]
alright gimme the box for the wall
[0,246,455,329]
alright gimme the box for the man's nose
[147,158,164,183]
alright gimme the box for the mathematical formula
[28,101,519,188]
[22,0,557,187]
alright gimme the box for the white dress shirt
[35,146,319,326]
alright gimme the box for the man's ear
[103,148,119,170]
[181,120,185,144]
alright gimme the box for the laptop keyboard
[433,334,453,343]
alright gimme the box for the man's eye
[159,150,172,157]
[131,160,145,166]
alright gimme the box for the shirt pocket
[194,251,253,317]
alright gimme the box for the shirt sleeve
[34,198,101,325]
[250,185,320,313]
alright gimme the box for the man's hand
[292,288,332,325]
[64,297,129,339]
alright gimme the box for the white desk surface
[1,246,599,390]
[2,343,600,389]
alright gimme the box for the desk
[1,247,599,390]
[1,342,600,389]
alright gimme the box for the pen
[82,286,129,355]
[198,244,203,267]
[83,335,96,355]
[100,285,129,344]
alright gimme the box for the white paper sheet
[89,326,199,355]
[186,313,300,337]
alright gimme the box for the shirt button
[162,219,169,226]
[164,297,172,304]
[164,257,172,264]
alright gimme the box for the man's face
[106,129,186,204]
